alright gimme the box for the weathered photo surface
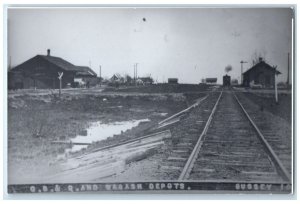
[6,7,293,193]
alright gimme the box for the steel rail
[233,92,291,183]
[178,91,223,180]
[158,94,209,125]
[87,129,171,154]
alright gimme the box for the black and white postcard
[6,6,294,194]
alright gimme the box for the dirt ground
[104,83,211,93]
[7,85,207,184]
[8,85,291,184]
[105,89,292,182]
[237,91,292,123]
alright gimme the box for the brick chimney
[259,57,263,62]
[47,49,50,56]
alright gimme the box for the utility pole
[99,65,102,87]
[133,64,136,86]
[136,63,137,86]
[9,56,11,70]
[134,63,138,86]
[274,66,278,103]
[240,60,248,85]
[34,60,38,90]
[136,63,138,79]
[287,52,290,85]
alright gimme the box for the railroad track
[234,91,292,175]
[177,89,291,183]
[160,91,222,177]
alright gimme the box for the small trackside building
[242,58,281,88]
[168,78,178,84]
[205,78,217,84]
[74,66,98,87]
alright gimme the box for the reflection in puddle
[67,145,88,153]
[68,119,150,153]
[47,130,172,183]
[160,113,168,116]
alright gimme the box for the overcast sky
[8,7,293,84]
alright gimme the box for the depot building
[8,49,97,89]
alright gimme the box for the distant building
[243,58,281,88]
[124,75,133,84]
[74,66,98,87]
[231,79,239,86]
[8,49,96,89]
[168,78,178,84]
[205,78,217,84]
[138,77,153,85]
[136,78,144,85]
[110,74,123,83]
[223,75,231,86]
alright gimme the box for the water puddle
[68,145,88,153]
[67,119,150,153]
[47,130,172,183]
[160,113,168,116]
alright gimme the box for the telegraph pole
[287,52,290,85]
[240,60,248,85]
[136,63,138,79]
[9,56,11,70]
[99,65,102,87]
[133,64,136,86]
[134,63,138,86]
[274,66,278,103]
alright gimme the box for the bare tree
[251,50,267,65]
[124,74,133,84]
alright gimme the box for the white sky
[8,7,293,84]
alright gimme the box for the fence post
[58,72,64,98]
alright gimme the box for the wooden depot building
[8,49,97,89]
[242,57,281,88]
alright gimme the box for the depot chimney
[259,57,263,62]
[47,49,50,56]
